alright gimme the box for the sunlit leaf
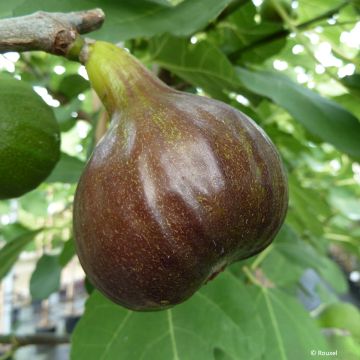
[0,222,31,243]
[217,1,286,63]
[237,68,360,158]
[19,189,48,217]
[288,176,328,236]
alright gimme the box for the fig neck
[85,41,172,115]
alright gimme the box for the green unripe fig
[0,78,60,199]
[317,302,360,342]
[73,41,288,311]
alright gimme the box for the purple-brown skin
[73,42,288,311]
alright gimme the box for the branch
[0,333,70,347]
[0,9,104,57]
[228,0,350,61]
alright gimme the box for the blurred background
[0,0,360,359]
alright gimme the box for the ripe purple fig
[73,41,288,311]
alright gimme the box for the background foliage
[1,0,360,359]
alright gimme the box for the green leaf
[237,68,360,158]
[0,1,23,18]
[59,238,75,267]
[57,74,89,100]
[261,249,304,287]
[0,229,42,280]
[316,255,349,294]
[333,93,360,120]
[265,225,348,294]
[288,176,329,236]
[259,0,294,23]
[30,254,62,300]
[71,271,264,360]
[145,0,173,6]
[0,200,10,216]
[329,187,360,221]
[251,286,328,360]
[341,73,360,98]
[150,36,247,100]
[46,152,85,184]
[0,222,31,243]
[14,0,232,41]
[215,1,286,63]
[297,0,341,23]
[272,226,323,270]
[84,277,95,295]
[323,333,360,360]
[19,189,49,217]
[54,99,81,132]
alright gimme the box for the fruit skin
[73,41,288,311]
[317,302,360,341]
[0,78,60,199]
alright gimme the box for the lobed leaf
[71,271,264,360]
[251,286,327,360]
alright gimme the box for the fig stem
[243,266,263,287]
[250,244,273,270]
[0,9,104,60]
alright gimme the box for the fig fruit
[0,77,60,199]
[73,41,288,311]
[317,302,360,341]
